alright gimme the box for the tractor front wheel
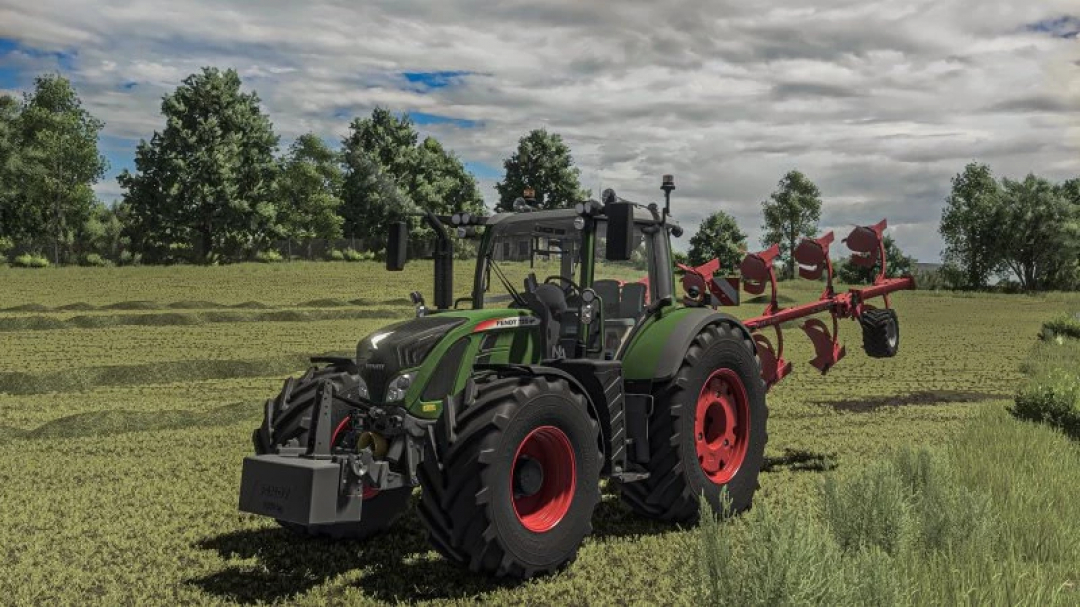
[418,376,601,579]
[253,364,411,540]
[619,322,768,524]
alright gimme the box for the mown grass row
[695,314,1080,606]
[0,355,324,395]
[0,308,400,333]
[0,297,406,314]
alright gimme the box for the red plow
[679,219,915,388]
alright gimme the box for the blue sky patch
[465,161,501,179]
[402,71,470,89]
[0,37,78,90]
[1025,15,1080,38]
[409,111,479,128]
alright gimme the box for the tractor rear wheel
[418,375,601,579]
[619,322,768,524]
[860,308,900,358]
[253,364,411,540]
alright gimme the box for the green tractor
[239,176,884,579]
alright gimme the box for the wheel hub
[695,369,751,485]
[510,426,576,533]
[513,456,545,497]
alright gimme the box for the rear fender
[620,306,755,383]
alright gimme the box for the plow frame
[679,218,915,388]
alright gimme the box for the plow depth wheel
[860,308,900,358]
[418,376,601,579]
[618,322,768,524]
[694,369,751,485]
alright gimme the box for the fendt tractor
[238,176,914,579]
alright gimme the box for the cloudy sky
[1,1,1078,262]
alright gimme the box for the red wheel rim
[331,417,380,500]
[695,368,750,485]
[510,426,576,533]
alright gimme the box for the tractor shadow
[188,488,678,604]
[187,502,516,604]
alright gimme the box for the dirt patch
[819,390,1000,413]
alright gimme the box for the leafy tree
[339,109,484,250]
[277,134,343,258]
[75,200,125,261]
[119,67,279,263]
[340,150,409,249]
[15,75,107,263]
[688,210,747,270]
[0,94,22,243]
[996,175,1080,291]
[939,162,1003,289]
[834,234,914,284]
[760,170,822,280]
[495,129,587,211]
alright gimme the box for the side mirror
[386,222,408,271]
[605,202,635,261]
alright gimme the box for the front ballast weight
[679,218,914,389]
[239,378,429,528]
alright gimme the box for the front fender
[620,306,755,382]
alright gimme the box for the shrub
[1011,369,1080,439]
[326,249,345,262]
[12,253,50,268]
[1042,314,1080,341]
[341,248,368,262]
[254,250,283,263]
[118,250,141,266]
[0,236,13,257]
[80,253,112,267]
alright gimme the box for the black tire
[618,322,768,524]
[860,308,900,358]
[418,375,602,579]
[253,364,410,540]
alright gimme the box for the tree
[119,67,279,263]
[688,210,747,270]
[277,134,343,258]
[15,75,107,263]
[939,162,1003,289]
[834,234,914,284]
[339,109,484,250]
[995,175,1080,291]
[495,129,587,211]
[0,94,22,243]
[760,170,822,280]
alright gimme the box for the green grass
[0,262,1077,605]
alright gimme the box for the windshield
[480,216,584,306]
[477,215,652,307]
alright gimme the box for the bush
[254,250,283,263]
[12,253,50,268]
[0,236,13,257]
[326,249,345,262]
[1011,369,1080,439]
[341,248,373,262]
[80,253,112,267]
[1042,314,1080,341]
[118,250,141,266]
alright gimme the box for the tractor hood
[355,315,466,401]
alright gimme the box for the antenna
[661,174,675,223]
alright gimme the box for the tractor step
[611,469,650,482]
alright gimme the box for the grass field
[1,261,1077,606]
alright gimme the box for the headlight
[356,376,370,400]
[385,373,414,403]
[580,303,595,325]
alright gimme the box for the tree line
[2,69,1077,291]
[0,68,586,266]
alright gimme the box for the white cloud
[1,0,1078,262]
